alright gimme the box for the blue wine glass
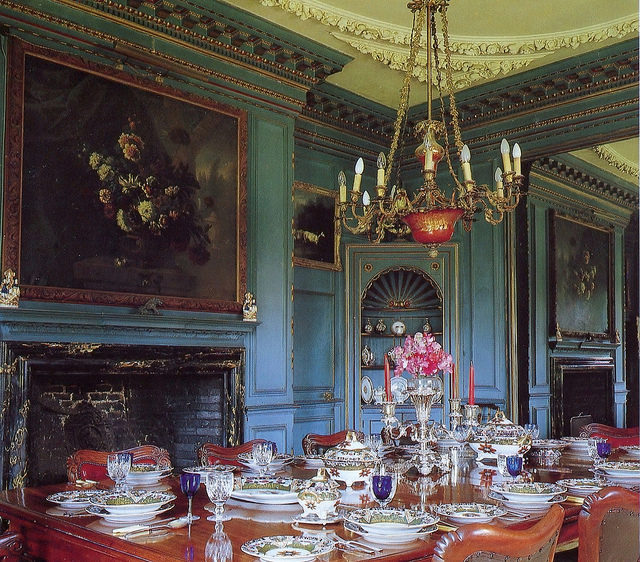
[180,472,201,523]
[371,474,395,508]
[506,455,523,483]
[596,442,611,462]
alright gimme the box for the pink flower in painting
[392,332,453,378]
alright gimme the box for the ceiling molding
[260,0,638,87]
[593,145,640,179]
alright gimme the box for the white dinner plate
[125,468,171,486]
[183,465,236,479]
[230,488,299,505]
[490,492,566,513]
[621,446,640,459]
[345,508,438,535]
[597,461,640,478]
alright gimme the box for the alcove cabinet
[346,244,459,434]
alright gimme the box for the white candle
[495,167,504,198]
[353,157,364,192]
[460,144,472,182]
[377,152,386,186]
[500,139,512,174]
[512,143,522,176]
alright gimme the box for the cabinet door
[346,243,459,433]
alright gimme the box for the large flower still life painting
[2,41,247,312]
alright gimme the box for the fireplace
[0,342,244,488]
[550,356,614,438]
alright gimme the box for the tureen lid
[324,431,377,463]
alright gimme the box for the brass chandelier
[337,0,523,256]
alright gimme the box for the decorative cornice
[533,156,639,211]
[260,0,637,87]
[593,145,639,179]
[0,0,348,87]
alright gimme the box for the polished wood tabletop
[0,455,598,562]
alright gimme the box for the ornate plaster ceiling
[224,0,639,184]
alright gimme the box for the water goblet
[205,471,235,522]
[587,438,605,463]
[107,452,132,490]
[251,442,273,475]
[370,468,397,508]
[506,455,523,483]
[180,472,201,523]
[596,441,611,464]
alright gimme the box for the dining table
[0,450,614,561]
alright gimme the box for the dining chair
[196,440,268,467]
[380,424,417,446]
[580,423,640,448]
[432,504,565,562]
[577,486,640,562]
[66,444,171,483]
[301,430,364,456]
[0,529,24,561]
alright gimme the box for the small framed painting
[549,211,613,339]
[292,182,341,271]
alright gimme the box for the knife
[112,516,178,536]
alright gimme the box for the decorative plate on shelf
[241,535,334,561]
[361,376,373,404]
[391,321,406,336]
[390,376,409,404]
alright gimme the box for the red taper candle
[468,361,475,405]
[384,355,392,402]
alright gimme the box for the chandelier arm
[384,3,427,189]
[439,5,464,152]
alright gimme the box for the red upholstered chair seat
[66,445,171,483]
[302,430,364,456]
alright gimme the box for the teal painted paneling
[293,289,335,394]
[249,115,293,400]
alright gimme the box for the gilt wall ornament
[242,292,258,322]
[0,269,20,308]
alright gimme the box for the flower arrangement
[86,117,211,265]
[392,331,453,378]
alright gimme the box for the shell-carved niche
[361,267,442,311]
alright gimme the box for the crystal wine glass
[524,423,540,440]
[205,471,235,522]
[205,522,233,562]
[107,452,132,490]
[370,467,397,508]
[180,472,201,523]
[251,442,273,475]
[506,455,523,483]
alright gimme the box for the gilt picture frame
[2,40,247,313]
[292,181,342,271]
[549,211,613,339]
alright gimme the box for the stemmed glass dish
[107,452,132,490]
[506,455,522,483]
[180,472,201,523]
[206,471,235,522]
[251,442,274,475]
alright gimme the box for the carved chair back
[66,445,171,483]
[432,504,564,562]
[578,486,640,562]
[580,423,640,448]
[302,430,364,456]
[196,440,267,467]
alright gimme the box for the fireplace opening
[551,356,614,438]
[1,342,244,488]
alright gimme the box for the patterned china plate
[433,503,507,524]
[46,490,101,510]
[231,477,299,505]
[531,440,570,450]
[345,508,438,535]
[125,467,172,485]
[343,520,437,544]
[622,446,640,459]
[89,491,176,514]
[490,482,566,503]
[86,503,174,524]
[292,512,342,525]
[489,492,566,513]
[560,437,590,452]
[241,535,334,561]
[555,478,604,496]
[596,461,640,478]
